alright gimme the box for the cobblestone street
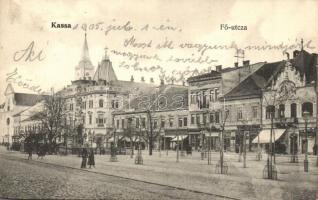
[0,153,229,200]
[0,147,317,200]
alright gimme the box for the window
[98,114,104,126]
[169,118,174,127]
[191,114,195,124]
[252,106,258,118]
[141,118,146,128]
[202,90,208,108]
[136,118,140,128]
[178,118,183,127]
[266,106,275,119]
[278,104,285,118]
[116,119,119,128]
[99,99,103,107]
[215,112,220,123]
[302,102,313,116]
[121,119,125,129]
[115,101,119,108]
[89,114,92,125]
[237,108,243,120]
[196,114,200,124]
[153,119,158,129]
[209,90,214,102]
[291,103,297,118]
[161,119,165,128]
[196,92,200,108]
[203,114,207,124]
[210,113,214,123]
[183,117,188,127]
[83,101,86,109]
[70,103,73,111]
[190,92,196,104]
[89,100,93,108]
[215,88,219,101]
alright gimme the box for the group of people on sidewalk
[81,148,95,168]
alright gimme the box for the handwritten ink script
[13,41,45,62]
[71,20,316,84]
[72,19,182,36]
[6,68,45,95]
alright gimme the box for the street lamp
[303,111,310,172]
[176,131,179,163]
[289,129,298,163]
[110,128,118,162]
[135,116,143,165]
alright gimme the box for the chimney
[130,75,134,82]
[293,50,300,58]
[150,77,154,83]
[141,76,145,82]
[243,60,250,67]
[160,79,164,86]
[215,65,222,72]
[234,62,239,68]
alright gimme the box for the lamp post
[208,123,212,165]
[110,128,118,162]
[289,129,298,163]
[303,111,310,172]
[135,116,143,165]
[176,129,179,163]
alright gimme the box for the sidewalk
[1,147,317,200]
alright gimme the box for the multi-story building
[112,83,189,150]
[186,61,265,151]
[57,34,156,149]
[222,49,318,154]
[0,83,47,147]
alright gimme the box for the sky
[0,0,318,103]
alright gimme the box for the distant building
[0,83,48,147]
[58,34,156,149]
[112,84,189,150]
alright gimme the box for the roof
[221,62,266,95]
[291,50,317,83]
[93,58,118,82]
[187,70,221,83]
[14,93,48,106]
[76,33,94,71]
[223,61,284,99]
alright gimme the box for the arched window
[99,99,103,108]
[291,103,297,118]
[278,104,285,118]
[302,102,313,116]
[266,106,275,119]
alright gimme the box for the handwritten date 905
[72,20,182,35]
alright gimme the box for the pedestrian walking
[27,144,33,160]
[88,148,95,168]
[81,148,88,168]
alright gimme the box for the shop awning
[164,135,175,138]
[204,132,219,137]
[171,135,188,142]
[252,129,286,144]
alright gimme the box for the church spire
[75,33,95,80]
[81,32,91,61]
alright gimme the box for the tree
[37,92,68,153]
[142,111,163,156]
